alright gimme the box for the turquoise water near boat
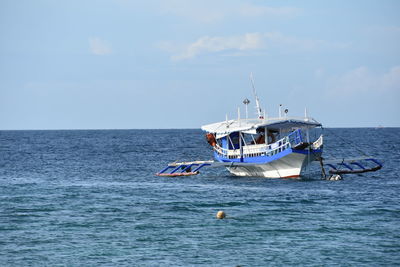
[1,128,399,266]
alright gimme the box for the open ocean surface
[1,128,399,266]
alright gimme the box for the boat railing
[214,135,292,159]
[311,134,323,149]
[213,144,236,158]
[287,129,303,147]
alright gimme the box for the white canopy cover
[201,117,321,138]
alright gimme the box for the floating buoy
[216,210,226,219]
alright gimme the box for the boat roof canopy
[201,117,321,138]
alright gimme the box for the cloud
[89,37,112,55]
[367,25,400,35]
[239,4,302,18]
[314,68,325,78]
[326,66,400,97]
[165,32,349,60]
[171,33,264,60]
[159,1,301,23]
[382,66,400,91]
[264,32,349,50]
[159,1,225,23]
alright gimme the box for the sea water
[0,128,399,266]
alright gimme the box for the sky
[0,0,399,129]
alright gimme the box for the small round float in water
[216,210,226,219]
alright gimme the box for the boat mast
[305,107,310,142]
[304,107,308,121]
[250,73,263,119]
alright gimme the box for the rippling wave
[0,128,399,266]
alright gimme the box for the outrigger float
[323,158,382,175]
[156,75,382,179]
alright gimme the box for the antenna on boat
[238,107,241,126]
[304,107,309,121]
[250,73,263,119]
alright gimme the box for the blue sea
[1,128,399,266]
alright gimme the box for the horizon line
[0,126,399,131]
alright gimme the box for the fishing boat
[199,75,323,178]
[200,113,323,178]
[156,75,382,179]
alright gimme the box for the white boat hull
[226,151,320,178]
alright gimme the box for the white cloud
[160,1,225,23]
[171,33,264,60]
[89,37,112,55]
[326,66,400,96]
[159,1,301,23]
[382,66,400,91]
[165,32,348,60]
[367,25,400,35]
[264,32,349,50]
[239,4,301,18]
[314,68,325,78]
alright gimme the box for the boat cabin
[202,117,323,163]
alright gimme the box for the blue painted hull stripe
[215,148,322,164]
